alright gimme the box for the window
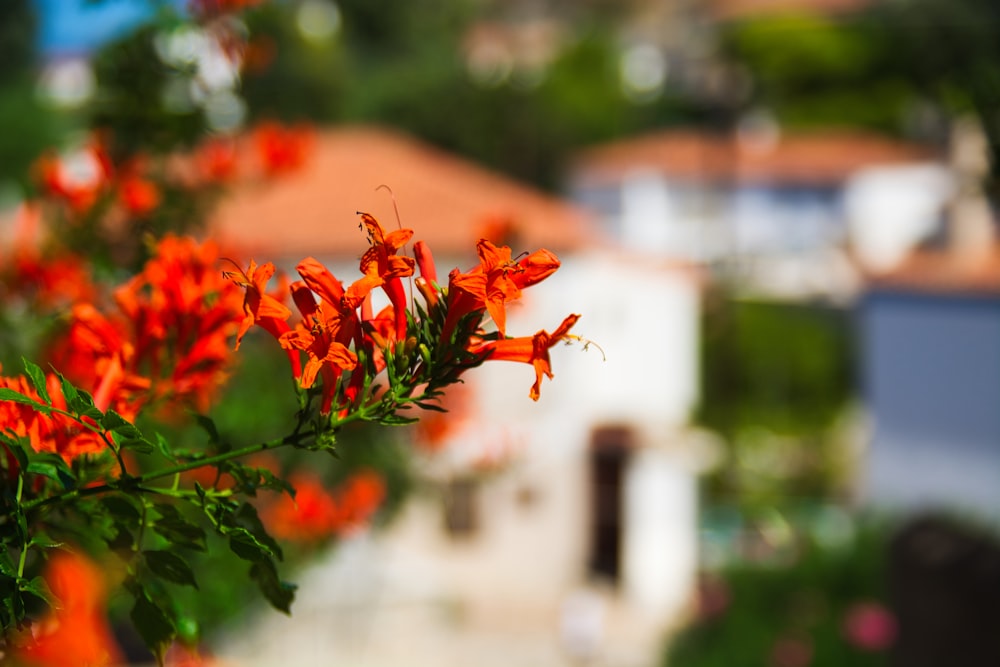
[587,426,635,582]
[443,476,479,538]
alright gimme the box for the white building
[568,128,948,300]
[209,125,706,667]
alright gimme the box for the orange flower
[38,236,245,419]
[223,258,292,349]
[280,299,358,391]
[4,204,96,307]
[195,137,239,183]
[222,256,304,389]
[413,240,440,307]
[118,175,161,216]
[253,121,312,175]
[259,474,339,542]
[14,550,123,667]
[358,212,415,342]
[164,642,224,666]
[259,470,386,542]
[474,313,581,400]
[335,470,386,529]
[289,258,381,408]
[444,240,560,339]
[33,142,113,214]
[294,257,379,347]
[0,365,132,462]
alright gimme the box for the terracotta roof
[708,0,872,20]
[868,246,1000,297]
[208,125,599,262]
[571,129,939,187]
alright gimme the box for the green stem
[15,475,26,579]
[21,385,380,515]
[134,485,234,500]
[22,428,316,514]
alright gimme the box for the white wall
[844,164,952,272]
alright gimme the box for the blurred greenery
[233,0,718,189]
[664,523,890,667]
[0,0,65,187]
[126,333,415,643]
[7,0,1000,198]
[874,0,1000,191]
[697,295,855,507]
[89,21,208,161]
[718,10,912,134]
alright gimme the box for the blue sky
[33,0,186,55]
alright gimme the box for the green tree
[717,9,912,133]
[0,0,64,188]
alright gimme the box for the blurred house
[860,246,1000,522]
[568,128,948,299]
[209,125,706,667]
[858,120,1000,524]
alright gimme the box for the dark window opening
[443,477,479,538]
[587,426,633,582]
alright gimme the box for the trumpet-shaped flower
[358,212,415,341]
[281,280,360,414]
[445,240,560,339]
[474,313,581,400]
[222,258,292,349]
[13,550,123,667]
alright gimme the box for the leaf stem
[15,475,26,579]
[22,429,311,514]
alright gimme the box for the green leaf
[68,389,102,420]
[26,454,76,489]
[55,371,78,405]
[20,575,56,607]
[130,588,176,652]
[257,468,295,496]
[0,553,17,578]
[227,527,274,563]
[21,359,51,406]
[101,410,142,438]
[151,505,206,552]
[379,413,419,426]
[100,494,142,522]
[28,533,64,550]
[10,589,24,619]
[192,414,220,445]
[153,433,177,462]
[0,434,29,470]
[116,436,156,455]
[105,520,135,552]
[0,388,48,412]
[143,550,198,589]
[413,400,447,412]
[235,503,283,560]
[249,559,296,615]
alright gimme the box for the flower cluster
[226,212,582,417]
[35,122,313,225]
[0,210,585,660]
[260,469,387,543]
[10,551,122,667]
[1,235,244,463]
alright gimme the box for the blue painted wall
[861,290,1000,523]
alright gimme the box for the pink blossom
[842,601,897,651]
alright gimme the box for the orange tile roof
[868,246,1000,297]
[208,125,600,262]
[708,0,872,20]
[571,129,938,187]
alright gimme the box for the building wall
[861,291,1000,522]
